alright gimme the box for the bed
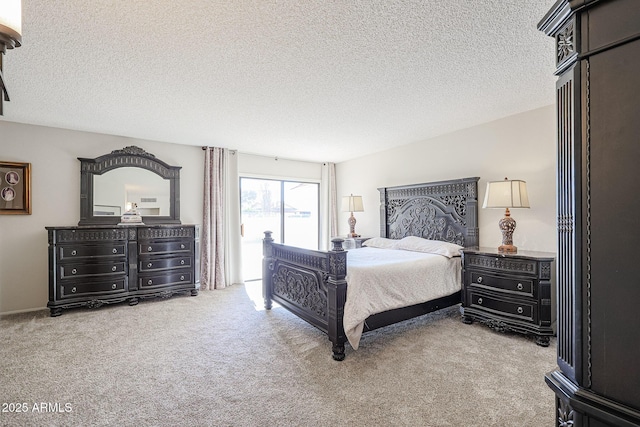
[262,177,479,360]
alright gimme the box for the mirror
[93,168,170,217]
[78,146,181,226]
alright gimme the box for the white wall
[335,105,557,253]
[0,121,204,314]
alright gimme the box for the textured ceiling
[1,0,555,163]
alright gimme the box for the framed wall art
[0,161,31,215]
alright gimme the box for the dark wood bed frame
[262,177,479,360]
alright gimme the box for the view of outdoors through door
[240,177,319,281]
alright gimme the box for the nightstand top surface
[462,247,555,261]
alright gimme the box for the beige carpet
[0,282,556,426]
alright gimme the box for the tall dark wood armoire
[538,1,640,426]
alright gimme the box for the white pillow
[394,236,463,258]
[362,237,398,249]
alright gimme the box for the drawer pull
[148,279,153,285]
[111,283,117,290]
[112,266,117,272]
[71,268,77,275]
[180,275,185,281]
[477,297,483,305]
[477,276,483,284]
[517,283,523,291]
[71,287,77,293]
[180,244,185,249]
[148,263,153,268]
[71,250,77,256]
[517,307,524,314]
[180,260,185,265]
[148,246,153,252]
[112,248,118,254]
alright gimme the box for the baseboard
[0,307,48,318]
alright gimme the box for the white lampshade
[0,0,22,49]
[483,179,530,209]
[341,195,364,212]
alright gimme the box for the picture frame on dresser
[0,161,31,215]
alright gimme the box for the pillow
[394,236,463,258]
[362,237,398,249]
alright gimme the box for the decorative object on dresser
[539,1,640,425]
[341,194,364,237]
[0,0,22,115]
[263,177,479,360]
[46,146,199,317]
[482,178,530,253]
[460,247,555,347]
[0,160,30,214]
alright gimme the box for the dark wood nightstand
[460,247,556,346]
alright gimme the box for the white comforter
[343,247,461,349]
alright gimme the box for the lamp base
[497,208,518,254]
[498,244,517,253]
[347,212,359,238]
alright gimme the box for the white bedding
[343,247,461,349]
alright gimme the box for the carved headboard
[378,177,479,248]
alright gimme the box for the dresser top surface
[462,247,556,261]
[46,224,198,231]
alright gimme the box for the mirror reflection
[93,167,170,216]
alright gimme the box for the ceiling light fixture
[0,0,22,116]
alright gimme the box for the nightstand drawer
[469,291,536,322]
[469,271,534,297]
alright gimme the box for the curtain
[201,147,243,290]
[320,162,338,250]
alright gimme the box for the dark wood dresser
[460,247,556,346]
[539,0,640,425]
[46,224,200,316]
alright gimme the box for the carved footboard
[262,231,348,360]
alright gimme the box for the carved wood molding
[272,265,327,319]
[55,229,129,242]
[466,255,536,274]
[138,227,194,240]
[557,20,575,64]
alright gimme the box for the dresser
[47,224,200,316]
[460,247,556,346]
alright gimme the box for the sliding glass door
[240,177,319,281]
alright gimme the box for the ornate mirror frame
[78,146,181,226]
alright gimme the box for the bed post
[379,187,388,238]
[327,238,348,361]
[262,231,274,310]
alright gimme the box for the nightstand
[460,247,556,346]
[340,237,370,250]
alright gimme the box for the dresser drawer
[139,256,193,272]
[139,240,191,255]
[469,290,536,322]
[139,271,192,289]
[465,254,538,276]
[469,271,534,297]
[59,243,126,260]
[60,261,127,279]
[61,278,126,299]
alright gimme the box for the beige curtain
[320,162,338,250]
[201,147,243,290]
